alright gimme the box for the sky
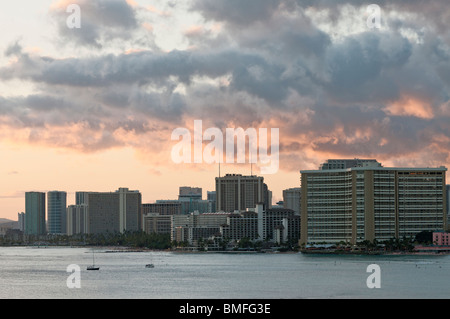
[1,0,450,220]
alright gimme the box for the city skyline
[8,160,449,221]
[15,162,448,245]
[2,1,450,220]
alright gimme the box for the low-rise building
[221,211,259,242]
[171,212,230,243]
[433,231,450,246]
[143,213,172,235]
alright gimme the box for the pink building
[433,231,450,246]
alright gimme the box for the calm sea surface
[0,247,448,299]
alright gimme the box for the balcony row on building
[300,159,449,245]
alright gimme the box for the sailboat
[87,250,100,271]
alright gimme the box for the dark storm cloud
[191,0,284,26]
[321,31,413,103]
[306,105,431,156]
[1,47,297,106]
[1,50,221,87]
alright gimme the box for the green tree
[415,231,433,245]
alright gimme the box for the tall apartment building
[215,174,267,212]
[179,187,202,201]
[67,204,88,236]
[283,187,301,215]
[263,183,272,210]
[75,192,89,205]
[300,164,448,245]
[47,191,67,234]
[18,212,25,232]
[87,188,142,234]
[66,192,90,236]
[207,191,217,213]
[25,192,46,236]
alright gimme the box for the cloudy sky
[1,0,450,220]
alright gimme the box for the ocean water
[0,247,448,299]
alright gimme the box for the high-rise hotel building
[300,160,447,245]
[67,192,89,236]
[67,204,88,236]
[215,174,269,212]
[87,188,142,234]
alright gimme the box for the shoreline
[1,247,449,258]
[300,250,450,256]
[0,245,299,254]
[2,245,449,256]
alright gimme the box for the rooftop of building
[265,207,296,212]
[301,166,448,174]
[195,212,232,216]
[319,158,382,170]
[216,174,264,179]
